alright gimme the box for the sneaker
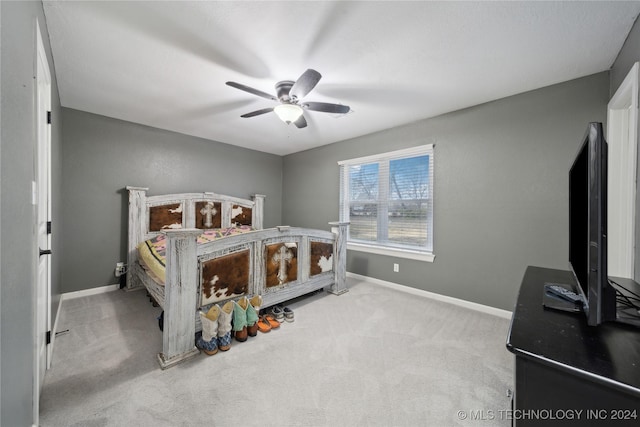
[283,306,294,322]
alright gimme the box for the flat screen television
[568,122,617,326]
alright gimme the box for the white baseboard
[61,283,120,301]
[347,272,512,319]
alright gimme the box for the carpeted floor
[40,277,514,426]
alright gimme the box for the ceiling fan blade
[294,114,307,129]
[301,102,350,114]
[289,69,322,100]
[226,81,278,101]
[240,107,274,118]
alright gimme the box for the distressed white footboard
[195,225,349,310]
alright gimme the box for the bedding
[137,225,255,285]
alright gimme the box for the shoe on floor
[263,314,280,329]
[283,306,294,322]
[269,305,284,323]
[257,315,271,333]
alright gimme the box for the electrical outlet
[115,262,125,277]
[393,263,399,273]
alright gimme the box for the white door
[34,21,52,423]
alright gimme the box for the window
[339,145,434,262]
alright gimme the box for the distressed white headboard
[125,186,265,288]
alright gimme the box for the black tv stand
[507,266,640,426]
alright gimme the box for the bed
[126,186,348,369]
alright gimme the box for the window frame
[338,144,435,262]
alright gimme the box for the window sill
[347,242,435,262]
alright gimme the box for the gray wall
[1,1,63,425]
[282,72,610,311]
[61,108,283,293]
[610,14,640,282]
[610,14,640,96]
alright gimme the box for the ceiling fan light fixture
[274,104,303,124]
[228,69,349,129]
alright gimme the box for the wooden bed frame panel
[200,249,251,305]
[126,187,348,369]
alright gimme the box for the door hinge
[47,221,52,234]
[46,330,51,345]
[47,111,52,124]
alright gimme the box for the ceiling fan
[226,69,350,129]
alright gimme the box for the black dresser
[506,266,640,426]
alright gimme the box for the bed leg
[328,221,349,296]
[157,228,203,369]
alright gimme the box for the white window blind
[339,145,434,257]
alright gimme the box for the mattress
[137,226,254,285]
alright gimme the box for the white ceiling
[43,1,640,156]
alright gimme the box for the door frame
[607,62,639,279]
[33,19,52,425]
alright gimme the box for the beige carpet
[40,277,514,426]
